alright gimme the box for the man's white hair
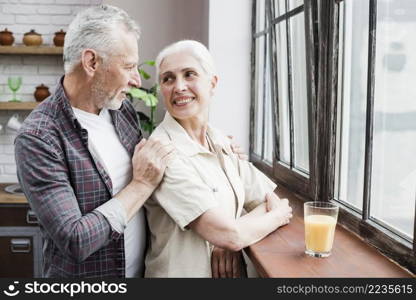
[155,40,216,80]
[63,5,140,73]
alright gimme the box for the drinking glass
[304,201,339,257]
[8,76,22,102]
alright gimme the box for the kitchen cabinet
[0,184,42,278]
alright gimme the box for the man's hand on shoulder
[131,137,176,189]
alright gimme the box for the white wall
[103,0,208,123]
[208,0,252,153]
[108,0,252,152]
[105,0,251,152]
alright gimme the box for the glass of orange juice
[304,201,339,258]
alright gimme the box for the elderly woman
[144,40,292,278]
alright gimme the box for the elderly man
[15,5,174,278]
[16,5,248,279]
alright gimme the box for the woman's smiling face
[159,52,217,122]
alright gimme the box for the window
[251,0,415,273]
[251,0,312,196]
[253,0,274,165]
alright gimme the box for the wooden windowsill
[245,186,414,278]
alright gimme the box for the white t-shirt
[72,107,146,278]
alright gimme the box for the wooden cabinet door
[0,236,34,277]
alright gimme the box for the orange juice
[304,214,337,253]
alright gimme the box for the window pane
[335,0,369,211]
[290,13,309,172]
[256,0,266,33]
[275,22,290,164]
[254,35,266,156]
[288,0,303,11]
[370,0,416,239]
[264,36,274,164]
[274,0,286,17]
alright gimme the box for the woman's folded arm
[188,193,292,251]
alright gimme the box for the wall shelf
[0,102,39,110]
[0,45,63,55]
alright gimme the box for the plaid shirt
[15,77,141,278]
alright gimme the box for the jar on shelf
[0,28,14,46]
[53,29,66,47]
[34,84,50,102]
[23,30,43,46]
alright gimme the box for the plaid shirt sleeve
[15,132,113,263]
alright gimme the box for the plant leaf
[128,87,148,99]
[141,60,155,66]
[138,69,150,80]
[147,94,158,107]
[142,94,157,107]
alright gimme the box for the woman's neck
[177,114,209,148]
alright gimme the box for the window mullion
[249,0,256,157]
[271,5,304,25]
[304,0,319,198]
[362,0,377,221]
[285,0,295,169]
[261,0,270,160]
[268,0,280,164]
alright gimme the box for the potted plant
[128,60,159,135]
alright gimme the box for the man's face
[92,29,141,110]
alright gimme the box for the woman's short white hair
[63,5,140,73]
[155,40,216,81]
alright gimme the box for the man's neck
[63,70,101,115]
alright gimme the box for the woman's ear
[210,75,218,96]
[81,49,100,77]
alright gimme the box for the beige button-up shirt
[144,112,277,277]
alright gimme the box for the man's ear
[81,49,100,77]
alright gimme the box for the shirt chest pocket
[187,156,245,218]
[187,158,220,194]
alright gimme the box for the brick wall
[0,0,102,182]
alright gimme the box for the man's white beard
[104,97,123,110]
[91,78,124,110]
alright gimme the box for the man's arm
[15,134,174,262]
[15,133,112,262]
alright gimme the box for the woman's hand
[228,135,248,161]
[211,246,245,278]
[265,193,293,226]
